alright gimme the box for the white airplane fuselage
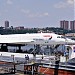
[0,33,74,45]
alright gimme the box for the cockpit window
[61,36,65,38]
[57,36,66,39]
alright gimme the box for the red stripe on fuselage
[43,35,52,37]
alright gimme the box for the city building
[60,20,69,30]
[70,20,75,30]
[5,21,9,29]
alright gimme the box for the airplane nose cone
[65,38,75,44]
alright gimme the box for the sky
[0,0,74,28]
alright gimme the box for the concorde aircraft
[0,33,74,45]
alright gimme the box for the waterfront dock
[0,52,75,75]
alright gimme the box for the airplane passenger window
[57,36,60,38]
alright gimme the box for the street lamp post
[11,55,15,74]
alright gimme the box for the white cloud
[28,12,49,18]
[54,2,66,8]
[67,0,74,4]
[54,0,74,8]
[43,13,49,16]
[6,0,13,5]
[28,14,37,18]
[21,9,49,18]
[21,9,30,14]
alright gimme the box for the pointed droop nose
[65,38,75,44]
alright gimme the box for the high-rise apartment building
[5,21,9,28]
[60,20,69,30]
[70,21,75,30]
